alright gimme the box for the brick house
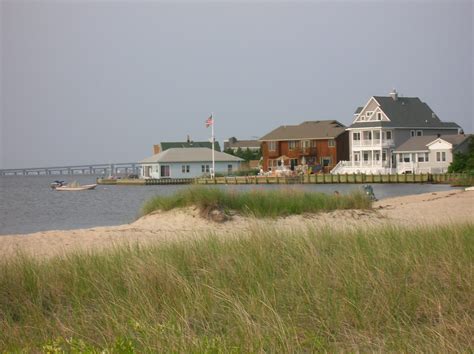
[259,120,349,173]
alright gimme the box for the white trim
[426,137,453,148]
[352,97,378,123]
[346,126,458,131]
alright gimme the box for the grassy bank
[142,186,371,217]
[1,224,473,352]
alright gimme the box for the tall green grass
[142,186,371,217]
[1,224,473,352]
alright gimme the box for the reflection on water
[0,175,460,235]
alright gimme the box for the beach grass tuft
[0,223,473,352]
[141,186,372,217]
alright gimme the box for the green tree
[448,136,474,173]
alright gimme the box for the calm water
[0,175,460,235]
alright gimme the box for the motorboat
[51,180,97,191]
[55,184,97,191]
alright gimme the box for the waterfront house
[259,120,349,173]
[140,147,243,179]
[331,89,462,174]
[393,134,471,174]
[224,137,261,152]
[152,136,221,155]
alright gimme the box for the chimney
[187,135,190,143]
[389,88,398,101]
[153,144,161,154]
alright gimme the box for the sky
[1,0,472,169]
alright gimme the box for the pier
[0,162,140,177]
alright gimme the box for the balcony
[298,147,317,155]
[352,139,393,147]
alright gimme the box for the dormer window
[366,111,373,117]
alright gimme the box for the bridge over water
[0,162,140,176]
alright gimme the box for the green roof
[160,141,221,151]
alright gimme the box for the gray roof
[224,139,261,150]
[354,106,363,114]
[349,96,461,129]
[260,120,347,141]
[394,134,471,152]
[160,141,221,151]
[140,147,244,164]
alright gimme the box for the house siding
[261,136,348,173]
[141,161,241,179]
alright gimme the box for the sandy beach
[1,189,472,259]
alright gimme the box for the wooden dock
[97,173,471,186]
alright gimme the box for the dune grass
[142,186,371,217]
[0,223,473,352]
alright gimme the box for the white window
[386,131,392,140]
[418,154,425,162]
[442,152,446,162]
[301,140,310,149]
[377,112,382,121]
[354,153,360,162]
[363,152,369,161]
[416,130,423,136]
[373,131,380,140]
[268,141,277,151]
[321,157,332,166]
[425,153,429,162]
[353,132,360,141]
[328,139,335,147]
[382,151,387,161]
[182,165,190,173]
[366,111,373,117]
[410,130,416,137]
[288,141,298,150]
[202,165,210,173]
[228,164,233,173]
[363,131,372,140]
[403,154,410,163]
[374,151,380,161]
[360,115,365,121]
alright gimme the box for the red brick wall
[262,135,349,172]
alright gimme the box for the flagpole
[211,112,215,179]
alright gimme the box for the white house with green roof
[140,147,243,179]
[331,89,462,174]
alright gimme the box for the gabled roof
[160,141,221,151]
[140,147,243,164]
[350,96,460,129]
[394,134,471,152]
[224,139,261,150]
[260,120,347,141]
[354,107,363,114]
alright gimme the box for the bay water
[0,175,460,235]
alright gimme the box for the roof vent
[389,88,398,101]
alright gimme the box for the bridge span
[0,162,140,177]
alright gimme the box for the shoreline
[1,189,473,259]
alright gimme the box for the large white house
[140,147,243,179]
[331,89,462,174]
[393,134,471,174]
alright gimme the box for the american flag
[205,115,213,128]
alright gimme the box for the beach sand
[1,190,472,259]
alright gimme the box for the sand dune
[1,190,472,259]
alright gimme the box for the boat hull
[55,184,97,191]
